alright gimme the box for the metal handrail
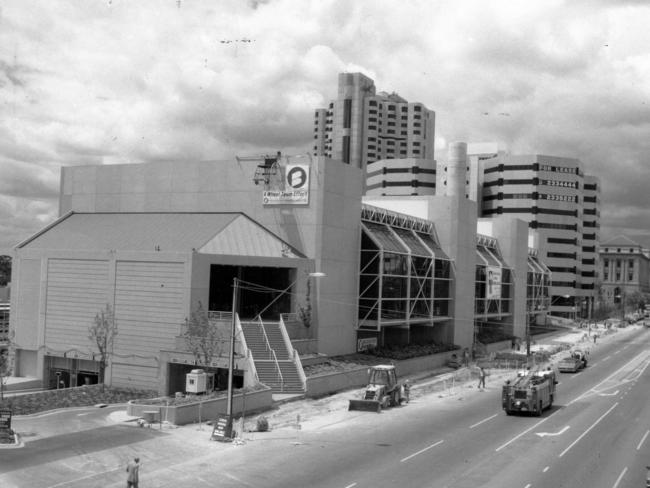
[271,348,283,391]
[207,310,233,321]
[279,314,306,391]
[257,316,273,360]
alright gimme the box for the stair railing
[257,316,274,360]
[271,348,284,391]
[280,315,306,392]
[258,317,284,390]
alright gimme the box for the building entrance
[209,265,293,319]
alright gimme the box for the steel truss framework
[527,251,551,316]
[361,204,435,234]
[358,219,452,332]
[474,243,513,318]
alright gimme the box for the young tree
[0,331,14,402]
[88,304,118,391]
[0,256,11,287]
[182,302,224,366]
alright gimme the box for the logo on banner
[286,166,308,189]
[263,163,309,205]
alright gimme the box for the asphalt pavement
[2,323,643,488]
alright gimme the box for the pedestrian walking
[126,457,140,488]
[477,366,486,389]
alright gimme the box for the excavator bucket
[348,399,382,412]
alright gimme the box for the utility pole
[226,277,238,439]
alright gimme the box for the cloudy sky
[1,0,649,251]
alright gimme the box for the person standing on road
[477,366,486,389]
[126,457,140,488]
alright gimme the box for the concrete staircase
[240,320,305,394]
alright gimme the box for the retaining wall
[126,387,273,426]
[305,350,461,398]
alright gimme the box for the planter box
[127,387,273,426]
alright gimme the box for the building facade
[598,235,650,308]
[9,146,549,395]
[466,145,600,319]
[313,73,436,193]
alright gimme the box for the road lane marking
[524,484,531,488]
[612,466,627,488]
[495,414,555,452]
[637,430,649,450]
[543,466,549,472]
[558,402,618,458]
[536,426,569,437]
[469,414,498,429]
[47,468,121,488]
[567,352,649,406]
[603,355,611,361]
[400,440,444,462]
[344,483,357,488]
[596,390,619,397]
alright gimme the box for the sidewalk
[105,324,643,448]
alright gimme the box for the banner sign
[357,337,378,352]
[263,164,309,205]
[486,266,502,300]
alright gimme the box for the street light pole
[226,277,238,436]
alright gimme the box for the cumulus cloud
[0,0,649,248]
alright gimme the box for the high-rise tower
[313,73,436,194]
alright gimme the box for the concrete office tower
[467,145,601,319]
[313,73,436,192]
[580,175,600,317]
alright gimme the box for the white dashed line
[637,430,649,450]
[400,440,444,462]
[559,403,618,458]
[469,414,498,429]
[612,466,627,488]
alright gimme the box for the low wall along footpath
[127,387,273,426]
[305,350,461,398]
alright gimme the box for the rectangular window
[343,99,352,129]
[343,135,350,164]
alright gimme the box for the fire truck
[502,368,557,416]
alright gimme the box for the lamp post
[225,277,239,438]
[225,271,325,438]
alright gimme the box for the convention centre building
[9,143,550,395]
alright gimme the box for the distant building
[0,285,9,343]
[466,145,601,319]
[599,235,650,307]
[313,72,436,194]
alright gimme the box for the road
[1,327,648,488]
